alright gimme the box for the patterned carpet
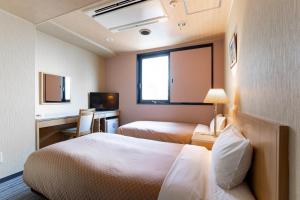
[0,175,46,200]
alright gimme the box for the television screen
[89,92,119,111]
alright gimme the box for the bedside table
[191,134,217,150]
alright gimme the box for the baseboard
[0,171,23,184]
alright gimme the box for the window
[64,77,71,101]
[138,54,169,103]
[137,44,213,105]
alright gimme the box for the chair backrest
[76,108,95,137]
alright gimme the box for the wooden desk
[36,110,119,150]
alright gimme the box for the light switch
[0,152,3,163]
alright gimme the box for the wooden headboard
[232,112,289,200]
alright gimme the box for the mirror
[40,73,71,103]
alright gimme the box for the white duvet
[159,145,255,200]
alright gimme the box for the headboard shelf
[233,112,289,200]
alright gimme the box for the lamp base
[213,104,218,137]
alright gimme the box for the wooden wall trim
[233,112,289,200]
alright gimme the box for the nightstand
[191,134,217,150]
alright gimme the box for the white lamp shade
[204,89,229,104]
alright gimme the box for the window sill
[137,102,213,105]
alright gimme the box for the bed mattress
[23,133,255,200]
[24,133,183,200]
[118,121,198,144]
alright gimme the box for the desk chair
[61,108,95,138]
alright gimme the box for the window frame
[137,52,171,104]
[137,43,214,105]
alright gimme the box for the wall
[105,39,224,125]
[0,12,106,179]
[225,0,299,199]
[35,32,105,116]
[0,10,35,178]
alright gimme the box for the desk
[36,110,119,150]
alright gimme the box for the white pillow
[210,115,226,135]
[194,124,210,135]
[211,125,253,189]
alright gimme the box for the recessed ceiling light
[139,29,151,36]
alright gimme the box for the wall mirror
[40,72,71,104]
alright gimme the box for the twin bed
[118,121,198,144]
[117,115,225,144]
[23,113,289,200]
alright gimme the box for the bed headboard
[232,112,289,200]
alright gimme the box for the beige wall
[105,39,224,125]
[0,13,106,179]
[0,10,35,178]
[225,0,299,199]
[35,31,105,116]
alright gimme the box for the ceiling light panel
[183,0,221,15]
[85,0,167,32]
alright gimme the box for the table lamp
[204,89,229,137]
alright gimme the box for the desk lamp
[204,89,229,137]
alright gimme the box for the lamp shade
[204,89,229,104]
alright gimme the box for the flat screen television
[89,92,119,111]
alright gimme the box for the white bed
[24,133,254,200]
[24,112,289,200]
[117,116,226,144]
[118,121,198,144]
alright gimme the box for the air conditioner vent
[85,0,167,33]
[93,0,146,17]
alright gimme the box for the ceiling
[0,0,108,24]
[0,0,233,57]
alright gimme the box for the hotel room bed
[117,121,206,144]
[24,133,254,200]
[24,112,289,200]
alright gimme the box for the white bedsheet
[206,168,255,200]
[159,145,255,200]
[158,145,209,200]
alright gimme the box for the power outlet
[0,152,3,163]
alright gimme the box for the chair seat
[61,127,90,136]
